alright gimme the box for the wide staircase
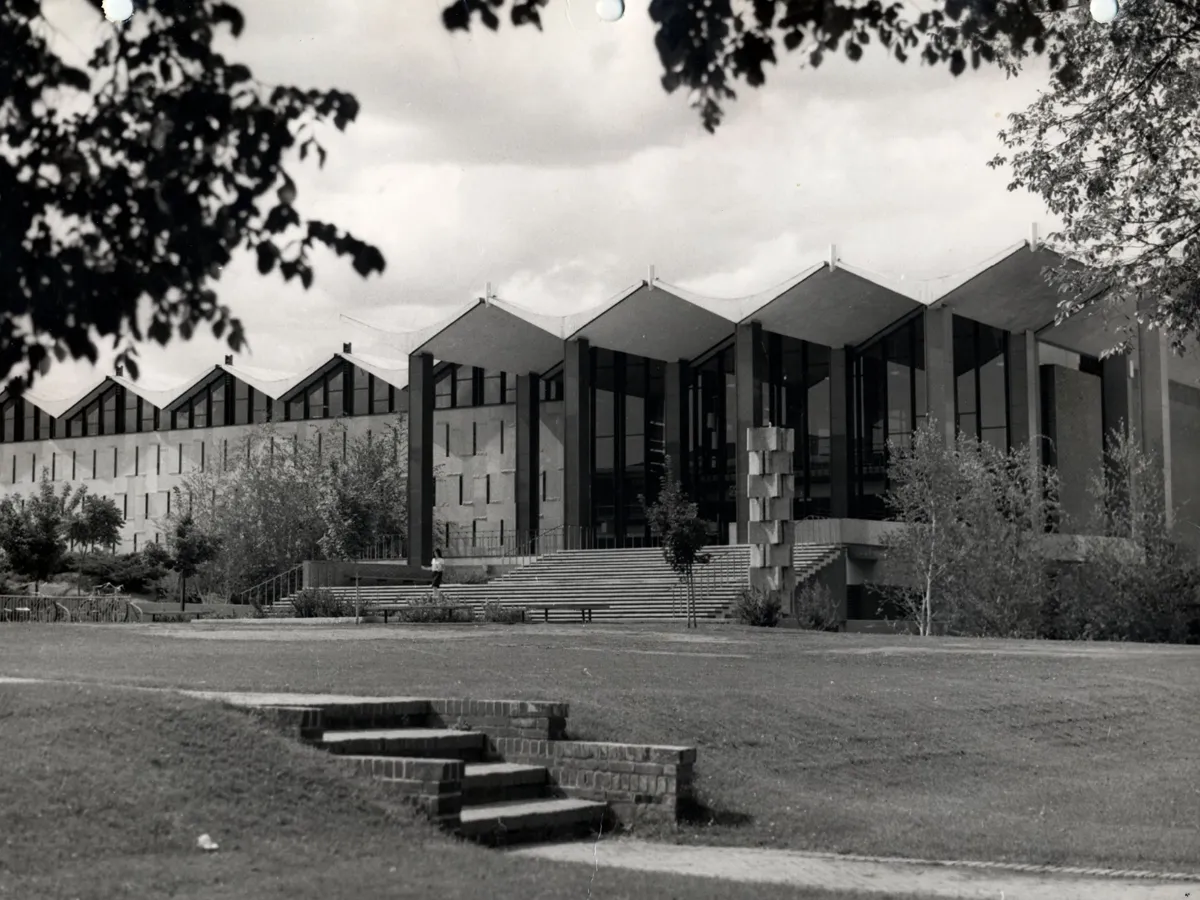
[267,543,843,621]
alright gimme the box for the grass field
[2,621,1198,897]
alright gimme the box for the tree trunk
[180,574,187,612]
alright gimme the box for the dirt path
[511,838,1199,899]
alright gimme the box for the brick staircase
[267,543,843,621]
[219,693,695,845]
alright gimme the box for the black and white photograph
[1,1,1198,897]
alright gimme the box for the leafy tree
[0,472,69,592]
[882,419,1061,636]
[443,0,1072,132]
[64,488,124,592]
[641,457,710,628]
[166,506,220,611]
[1,0,385,394]
[178,420,413,600]
[990,1,1200,352]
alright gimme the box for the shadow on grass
[678,794,755,828]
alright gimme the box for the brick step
[458,797,606,845]
[317,727,485,760]
[463,762,548,804]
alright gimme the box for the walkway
[512,838,1199,899]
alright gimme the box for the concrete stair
[269,543,842,622]
[317,723,605,845]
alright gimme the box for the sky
[36,0,1053,400]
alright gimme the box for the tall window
[688,343,736,542]
[234,380,250,425]
[352,365,369,416]
[953,316,1009,451]
[211,378,227,427]
[852,315,926,520]
[762,333,835,519]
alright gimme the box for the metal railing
[0,594,137,623]
[669,548,751,619]
[234,565,306,611]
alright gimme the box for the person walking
[429,548,445,601]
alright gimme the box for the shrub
[478,600,526,624]
[793,580,841,631]
[734,587,782,627]
[290,588,354,618]
[398,595,474,624]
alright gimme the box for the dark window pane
[252,390,270,424]
[434,369,453,409]
[978,326,1008,432]
[625,393,645,438]
[352,367,369,416]
[235,380,250,425]
[141,401,156,432]
[595,389,615,439]
[595,435,615,472]
[86,402,99,435]
[308,383,325,419]
[1,403,14,442]
[483,371,502,405]
[288,397,305,421]
[192,392,208,429]
[36,412,51,440]
[23,402,35,440]
[124,390,138,433]
[212,382,227,427]
[327,373,344,418]
[375,377,394,414]
[455,367,474,407]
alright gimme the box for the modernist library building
[1,234,1198,561]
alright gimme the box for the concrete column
[735,322,766,543]
[563,338,592,548]
[1007,330,1041,456]
[406,352,435,568]
[664,359,690,486]
[829,347,852,518]
[515,373,540,550]
[1137,323,1173,527]
[924,305,956,447]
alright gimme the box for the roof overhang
[740,262,924,348]
[567,281,738,362]
[413,299,566,374]
[933,242,1093,335]
[1037,295,1137,359]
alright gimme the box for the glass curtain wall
[953,316,1010,451]
[852,315,926,519]
[760,332,833,519]
[590,348,666,547]
[688,343,736,543]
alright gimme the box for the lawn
[0,682,918,900]
[1,622,1198,880]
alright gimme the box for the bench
[526,602,611,623]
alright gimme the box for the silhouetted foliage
[1,0,385,394]
[443,0,1074,132]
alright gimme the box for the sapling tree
[65,487,124,593]
[642,457,711,628]
[166,504,220,611]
